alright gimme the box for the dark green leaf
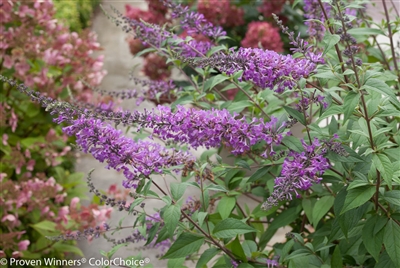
[384,190,400,206]
[383,219,400,267]
[341,185,375,214]
[283,106,306,125]
[162,233,204,259]
[248,166,270,182]
[282,136,304,152]
[343,91,360,124]
[311,196,334,227]
[331,246,343,268]
[373,153,394,189]
[362,215,385,261]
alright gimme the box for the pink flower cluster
[197,0,245,28]
[241,22,284,52]
[0,174,112,257]
[258,0,287,17]
[0,0,106,102]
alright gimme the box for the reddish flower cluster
[241,21,284,52]
[125,0,168,25]
[258,0,287,17]
[143,53,172,81]
[197,0,244,28]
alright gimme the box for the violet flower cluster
[194,48,318,93]
[145,105,283,156]
[262,138,330,210]
[97,78,178,106]
[163,0,226,39]
[1,77,283,157]
[62,117,193,188]
[304,0,331,41]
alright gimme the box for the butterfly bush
[3,0,400,267]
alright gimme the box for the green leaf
[241,240,257,258]
[213,218,257,238]
[227,237,247,261]
[197,212,208,227]
[383,219,400,267]
[341,186,375,214]
[282,135,304,152]
[343,91,360,124]
[206,184,228,192]
[248,166,270,182]
[31,221,57,235]
[228,100,252,113]
[53,243,84,257]
[168,258,186,268]
[163,205,181,237]
[170,183,187,201]
[162,233,204,259]
[362,215,385,261]
[217,196,236,219]
[316,105,342,123]
[311,196,334,227]
[322,33,341,55]
[145,222,161,246]
[203,74,229,91]
[347,27,384,36]
[363,78,400,109]
[196,248,220,268]
[331,246,343,268]
[283,106,306,125]
[384,190,400,206]
[373,153,394,189]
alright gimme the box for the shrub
[2,0,400,267]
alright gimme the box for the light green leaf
[163,204,181,236]
[53,243,84,257]
[283,106,306,125]
[162,233,204,259]
[203,74,229,92]
[170,183,187,201]
[363,78,400,109]
[322,33,340,55]
[217,196,236,219]
[213,218,257,238]
[196,248,220,268]
[228,100,252,113]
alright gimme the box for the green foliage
[53,0,100,32]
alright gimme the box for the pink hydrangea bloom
[241,21,284,53]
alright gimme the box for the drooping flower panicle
[62,117,193,188]
[194,48,319,93]
[262,138,330,210]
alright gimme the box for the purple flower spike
[262,138,330,210]
[63,117,193,188]
[195,48,318,92]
